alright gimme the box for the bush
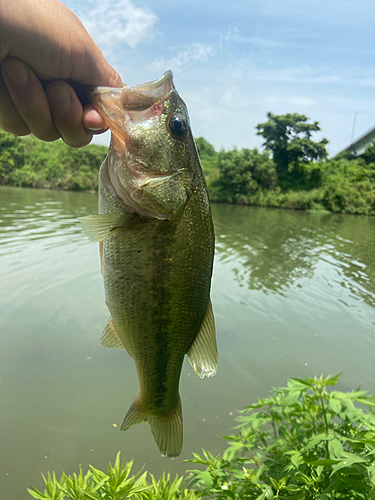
[188,374,375,499]
[0,132,107,190]
[210,148,277,203]
[0,129,26,184]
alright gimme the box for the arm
[0,0,121,147]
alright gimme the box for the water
[1,186,375,498]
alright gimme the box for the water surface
[1,186,375,498]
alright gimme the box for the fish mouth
[90,70,174,113]
[89,71,175,147]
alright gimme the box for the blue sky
[63,0,375,156]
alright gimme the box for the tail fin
[121,396,183,458]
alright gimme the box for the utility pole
[351,111,358,143]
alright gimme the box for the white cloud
[221,29,285,49]
[360,79,375,87]
[73,0,158,50]
[147,43,216,73]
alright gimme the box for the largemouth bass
[79,71,217,458]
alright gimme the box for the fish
[79,71,217,458]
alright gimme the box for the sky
[62,0,375,156]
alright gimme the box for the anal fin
[187,299,218,379]
[101,317,125,349]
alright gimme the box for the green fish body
[80,72,217,458]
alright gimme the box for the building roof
[339,124,375,156]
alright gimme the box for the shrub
[0,129,26,184]
[187,374,375,499]
[211,148,277,203]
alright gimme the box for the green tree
[211,147,277,203]
[0,129,26,185]
[362,140,375,164]
[256,112,329,187]
[195,137,216,159]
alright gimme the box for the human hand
[0,0,121,147]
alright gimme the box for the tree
[212,147,277,203]
[0,129,25,185]
[195,137,216,159]
[256,112,329,186]
[362,140,375,164]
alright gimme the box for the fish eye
[168,115,187,138]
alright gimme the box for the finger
[0,72,30,135]
[2,58,60,142]
[83,104,108,133]
[46,81,93,148]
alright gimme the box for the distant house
[339,124,375,156]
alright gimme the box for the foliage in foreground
[188,374,375,499]
[28,453,199,500]
[28,375,375,500]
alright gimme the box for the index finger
[2,58,60,141]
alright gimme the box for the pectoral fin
[101,317,125,349]
[187,300,218,378]
[78,213,129,242]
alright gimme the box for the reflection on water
[0,187,96,256]
[1,186,375,499]
[213,203,375,308]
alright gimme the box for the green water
[1,186,375,498]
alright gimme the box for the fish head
[90,71,200,219]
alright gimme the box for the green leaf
[306,459,340,466]
[301,433,333,453]
[285,484,299,492]
[255,486,273,500]
[269,477,279,490]
[198,471,213,487]
[328,398,342,413]
[282,391,301,407]
[288,451,304,468]
[328,439,344,459]
[27,488,48,500]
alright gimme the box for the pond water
[1,186,375,498]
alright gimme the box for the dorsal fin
[187,300,218,378]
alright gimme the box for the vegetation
[255,113,329,188]
[1,111,375,215]
[28,375,375,499]
[187,374,375,499]
[0,129,106,191]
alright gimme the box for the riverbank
[1,130,375,215]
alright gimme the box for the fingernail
[86,127,104,131]
[47,85,72,112]
[3,59,29,86]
